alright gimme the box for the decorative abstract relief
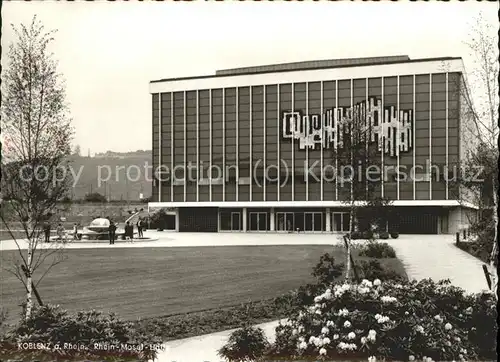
[282,97,413,157]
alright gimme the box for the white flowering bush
[263,279,497,361]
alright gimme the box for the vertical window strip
[429,74,432,199]
[263,86,266,201]
[196,90,199,202]
[171,92,174,202]
[413,75,416,200]
[335,81,338,201]
[365,78,369,200]
[292,83,295,201]
[184,91,187,202]
[445,73,449,200]
[236,87,239,201]
[306,82,309,201]
[250,87,253,202]
[350,79,354,202]
[159,93,162,202]
[277,85,280,202]
[397,76,400,200]
[381,78,385,198]
[223,88,226,202]
[210,89,213,202]
[320,81,324,201]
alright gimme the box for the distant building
[149,56,477,233]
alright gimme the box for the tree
[84,192,107,203]
[459,12,499,298]
[72,144,81,156]
[0,16,74,320]
[331,100,394,280]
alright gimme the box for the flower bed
[220,279,497,362]
[272,279,496,361]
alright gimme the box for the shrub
[457,217,495,263]
[60,196,72,204]
[390,231,400,239]
[150,209,168,229]
[350,231,362,240]
[262,279,497,362]
[361,230,374,240]
[357,260,406,281]
[359,242,396,258]
[457,241,490,263]
[2,304,162,361]
[84,192,107,203]
[218,326,269,362]
[379,231,389,240]
[311,253,344,285]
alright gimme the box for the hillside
[67,151,152,201]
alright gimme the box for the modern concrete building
[149,56,478,233]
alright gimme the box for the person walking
[108,221,117,245]
[56,223,66,242]
[137,219,143,239]
[43,222,51,243]
[124,221,133,241]
[72,223,78,240]
[129,222,135,241]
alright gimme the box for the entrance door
[250,212,268,231]
[276,212,294,231]
[332,212,350,232]
[257,213,268,231]
[220,211,241,231]
[165,215,176,230]
[313,212,323,231]
[249,212,259,231]
[304,212,324,232]
[304,213,313,231]
[231,212,241,231]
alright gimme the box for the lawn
[1,245,335,325]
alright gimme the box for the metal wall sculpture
[282,97,413,157]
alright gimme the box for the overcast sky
[1,1,498,155]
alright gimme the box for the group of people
[108,218,146,245]
[43,222,79,243]
[42,218,147,245]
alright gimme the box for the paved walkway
[1,232,488,362]
[0,231,342,250]
[159,319,284,362]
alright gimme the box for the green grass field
[0,245,332,324]
[0,245,406,328]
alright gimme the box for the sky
[1,1,498,155]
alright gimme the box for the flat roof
[150,56,462,84]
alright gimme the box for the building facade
[149,56,477,233]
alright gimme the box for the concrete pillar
[242,207,247,232]
[448,207,462,235]
[325,208,331,232]
[175,208,180,232]
[217,209,221,232]
[270,208,275,231]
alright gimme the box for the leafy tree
[0,16,74,320]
